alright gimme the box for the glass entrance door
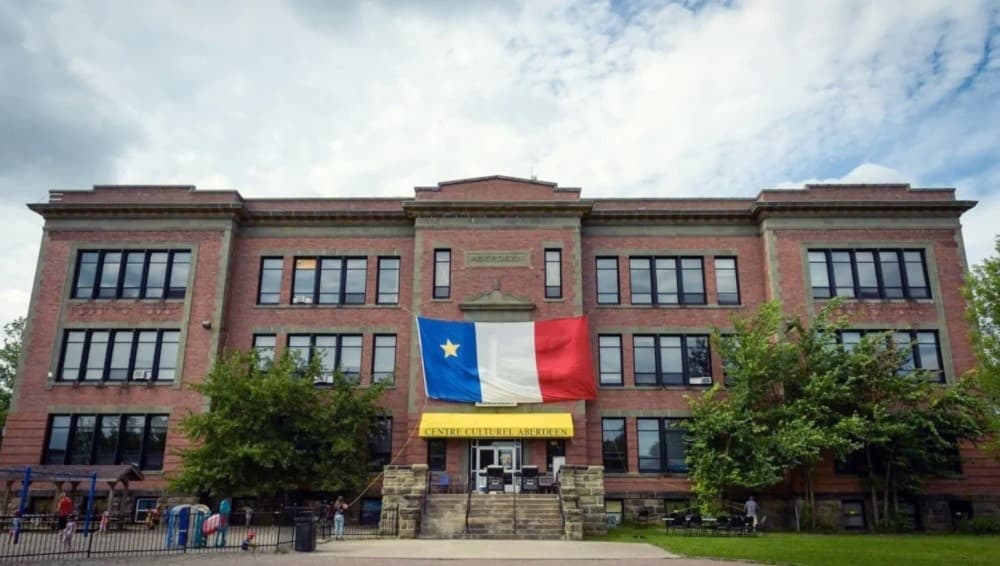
[471,440,521,492]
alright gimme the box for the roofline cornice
[403,200,594,218]
[749,200,976,219]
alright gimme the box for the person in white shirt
[744,496,759,527]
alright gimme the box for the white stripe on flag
[475,322,543,403]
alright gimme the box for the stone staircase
[419,493,565,539]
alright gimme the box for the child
[61,514,76,550]
[8,510,22,544]
[240,530,257,552]
[99,509,110,534]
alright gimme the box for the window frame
[257,257,284,305]
[252,334,277,370]
[285,333,363,384]
[808,248,931,301]
[601,417,628,473]
[290,256,368,306]
[714,256,740,305]
[71,249,191,300]
[596,257,620,305]
[632,334,712,386]
[427,438,447,472]
[544,249,562,299]
[637,417,689,474]
[598,334,623,386]
[838,329,945,382]
[368,416,393,471]
[43,413,168,471]
[433,249,451,299]
[376,256,401,305]
[372,334,397,385]
[57,328,180,383]
[628,256,706,306]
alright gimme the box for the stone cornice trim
[404,200,594,218]
[750,200,976,219]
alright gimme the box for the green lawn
[593,526,1000,566]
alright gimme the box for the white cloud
[0,0,997,321]
[775,163,914,188]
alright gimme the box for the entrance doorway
[471,440,521,492]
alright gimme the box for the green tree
[964,237,1000,447]
[0,316,26,444]
[171,350,386,499]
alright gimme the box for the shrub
[958,517,1000,534]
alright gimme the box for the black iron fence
[0,504,399,561]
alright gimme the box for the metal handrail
[464,489,473,535]
[556,481,565,533]
[512,475,518,535]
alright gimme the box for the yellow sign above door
[418,413,574,438]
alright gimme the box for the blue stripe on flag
[417,317,482,403]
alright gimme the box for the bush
[958,517,1000,534]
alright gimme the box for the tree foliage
[964,237,1000,446]
[0,316,26,443]
[171,350,386,499]
[687,301,992,530]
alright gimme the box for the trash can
[520,465,539,492]
[294,513,316,552]
[486,465,505,493]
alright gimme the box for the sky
[0,0,997,325]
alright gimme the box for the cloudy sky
[0,0,997,324]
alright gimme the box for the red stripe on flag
[534,316,598,402]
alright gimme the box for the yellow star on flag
[440,339,460,358]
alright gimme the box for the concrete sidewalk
[317,538,677,560]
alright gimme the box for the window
[545,249,562,299]
[58,329,179,382]
[287,334,362,384]
[601,418,627,473]
[72,250,191,300]
[360,498,383,525]
[427,439,447,472]
[637,418,689,473]
[44,414,168,470]
[546,439,565,472]
[720,334,737,386]
[596,257,620,304]
[633,335,711,386]
[368,417,392,471]
[842,500,866,530]
[839,329,944,382]
[598,335,623,385]
[253,334,276,369]
[433,249,451,299]
[605,500,623,527]
[809,249,930,300]
[377,257,401,304]
[714,257,740,305]
[257,257,283,304]
[372,334,397,384]
[134,498,159,524]
[291,256,367,305]
[629,257,705,305]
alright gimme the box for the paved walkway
[32,539,757,565]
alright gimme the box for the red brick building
[2,176,996,529]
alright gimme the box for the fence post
[16,466,30,517]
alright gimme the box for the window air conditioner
[688,376,713,385]
[293,296,314,304]
[132,370,153,381]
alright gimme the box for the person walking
[56,492,73,532]
[244,505,253,528]
[61,514,76,550]
[333,496,348,540]
[744,495,759,529]
[99,509,110,534]
[8,510,22,544]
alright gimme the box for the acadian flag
[416,316,598,404]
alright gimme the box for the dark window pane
[74,252,100,298]
[156,331,179,381]
[434,250,451,299]
[373,335,396,384]
[69,415,96,465]
[167,252,190,298]
[45,416,72,464]
[133,331,158,379]
[917,332,943,381]
[630,258,653,304]
[121,252,146,298]
[427,438,447,471]
[831,252,855,298]
[601,418,627,473]
[599,335,622,385]
[655,258,678,304]
[879,251,904,298]
[120,416,145,467]
[680,258,705,304]
[545,250,562,298]
[686,336,711,385]
[637,419,661,473]
[855,251,879,298]
[633,336,657,385]
[596,258,619,304]
[253,334,276,369]
[95,415,120,465]
[144,253,168,298]
[318,258,343,304]
[377,258,400,304]
[60,331,86,381]
[84,331,109,381]
[340,335,362,381]
[344,258,367,304]
[664,420,688,472]
[904,251,929,298]
[660,336,683,386]
[293,258,317,304]
[108,330,134,381]
[144,416,168,470]
[893,332,915,373]
[258,258,283,304]
[98,253,122,298]
[367,417,392,471]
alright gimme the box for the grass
[593,525,1000,566]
